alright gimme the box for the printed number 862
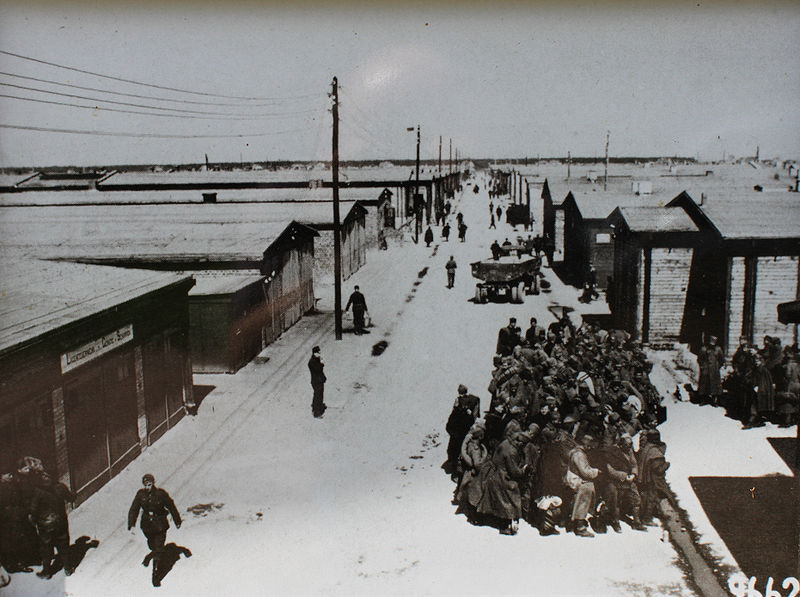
[728,576,800,597]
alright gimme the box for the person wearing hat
[445,385,480,480]
[308,346,327,418]
[696,334,724,405]
[345,286,369,335]
[127,474,181,587]
[565,433,599,538]
[496,318,521,357]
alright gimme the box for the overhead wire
[0,81,324,118]
[0,92,327,121]
[0,49,325,101]
[0,122,317,139]
[0,70,323,107]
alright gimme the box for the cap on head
[142,473,155,485]
[312,346,321,354]
[354,285,360,291]
[509,317,517,324]
[457,384,468,394]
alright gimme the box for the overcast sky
[0,1,798,167]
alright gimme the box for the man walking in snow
[308,345,327,418]
[345,285,368,335]
[445,256,457,288]
[128,474,182,587]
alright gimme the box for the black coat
[345,291,367,315]
[308,355,326,386]
[128,487,181,534]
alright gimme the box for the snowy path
[9,175,694,597]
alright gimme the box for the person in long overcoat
[424,226,434,247]
[30,473,75,578]
[445,385,480,478]
[442,222,451,241]
[637,430,671,525]
[128,474,182,587]
[565,434,599,537]
[476,426,528,535]
[308,346,327,418]
[697,335,724,404]
[597,434,643,532]
[496,318,521,357]
[455,420,489,521]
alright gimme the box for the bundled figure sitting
[445,314,671,537]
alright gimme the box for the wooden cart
[471,256,540,303]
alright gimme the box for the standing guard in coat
[445,385,481,480]
[696,335,724,405]
[445,256,457,289]
[308,346,327,418]
[496,318,521,357]
[128,474,182,587]
[424,226,434,247]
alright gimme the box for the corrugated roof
[693,191,800,239]
[616,206,698,233]
[0,202,345,262]
[0,259,192,353]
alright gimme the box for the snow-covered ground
[10,172,789,597]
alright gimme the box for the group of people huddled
[694,334,800,429]
[0,457,80,581]
[445,314,671,538]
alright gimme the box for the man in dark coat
[424,226,434,247]
[525,317,545,346]
[345,285,368,335]
[496,318,521,357]
[128,474,182,587]
[442,222,451,241]
[490,240,502,260]
[445,256,457,288]
[308,345,327,418]
[697,335,724,405]
[445,385,480,479]
[30,473,75,578]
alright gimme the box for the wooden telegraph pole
[331,77,343,340]
[604,131,610,191]
[415,124,420,243]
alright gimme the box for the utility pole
[449,138,452,176]
[415,124,420,243]
[567,151,571,180]
[604,131,610,191]
[331,76,343,340]
[438,135,442,175]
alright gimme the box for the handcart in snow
[471,255,541,303]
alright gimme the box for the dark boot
[574,520,594,538]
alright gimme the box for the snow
[7,172,774,597]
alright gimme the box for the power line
[0,92,325,121]
[0,49,324,101]
[0,122,315,139]
[0,81,324,118]
[0,70,323,107]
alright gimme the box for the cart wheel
[474,286,482,302]
[516,282,525,303]
[480,287,488,303]
[510,284,519,302]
